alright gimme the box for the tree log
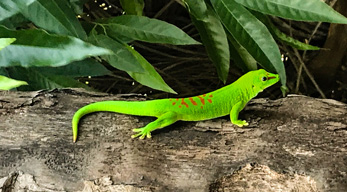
[0,89,346,191]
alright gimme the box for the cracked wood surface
[0,89,346,191]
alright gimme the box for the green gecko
[72,69,279,142]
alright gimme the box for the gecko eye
[261,77,267,81]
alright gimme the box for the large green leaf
[227,33,257,72]
[17,0,87,39]
[98,15,200,45]
[234,0,347,24]
[0,13,28,29]
[6,67,92,91]
[0,75,28,90]
[0,0,35,22]
[211,0,286,86]
[0,26,112,68]
[89,34,145,73]
[69,0,89,15]
[252,11,320,51]
[126,45,176,94]
[181,0,208,20]
[120,0,144,16]
[0,68,8,76]
[0,38,15,50]
[186,1,229,83]
[36,59,112,77]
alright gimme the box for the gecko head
[251,69,280,93]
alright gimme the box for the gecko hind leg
[131,111,178,139]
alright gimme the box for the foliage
[0,0,346,94]
[0,0,198,93]
[0,37,28,90]
[0,75,28,90]
[182,0,347,94]
[0,38,16,50]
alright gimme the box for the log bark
[0,89,346,192]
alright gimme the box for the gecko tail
[71,100,160,142]
[72,103,97,142]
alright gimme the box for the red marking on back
[197,96,205,105]
[209,94,213,97]
[203,94,206,97]
[181,98,189,108]
[200,106,203,109]
[179,105,182,108]
[170,98,172,101]
[207,99,212,103]
[172,102,176,105]
[188,97,197,105]
[176,98,179,101]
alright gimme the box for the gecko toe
[132,128,142,132]
[233,120,249,127]
[131,133,141,138]
[131,127,152,139]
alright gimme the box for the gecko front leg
[230,101,248,127]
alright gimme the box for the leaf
[252,11,320,51]
[0,75,28,90]
[181,0,208,20]
[6,67,93,91]
[98,15,200,45]
[0,13,28,29]
[228,41,251,72]
[0,0,35,22]
[126,45,176,94]
[0,38,15,50]
[0,68,9,76]
[120,0,144,16]
[273,29,320,51]
[227,33,257,71]
[17,0,87,39]
[89,34,144,73]
[36,59,112,77]
[187,2,229,83]
[211,0,286,86]
[0,25,112,68]
[234,0,347,24]
[69,0,89,15]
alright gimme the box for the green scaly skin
[72,69,279,142]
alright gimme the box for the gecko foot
[131,127,152,139]
[233,120,249,127]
